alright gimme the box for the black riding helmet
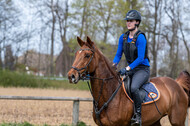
[124,10,141,27]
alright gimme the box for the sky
[13,0,63,56]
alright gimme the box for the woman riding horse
[113,10,149,125]
[68,36,190,126]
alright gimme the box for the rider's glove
[119,68,128,76]
[119,67,132,76]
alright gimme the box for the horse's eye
[85,54,90,58]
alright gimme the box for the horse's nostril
[71,74,75,79]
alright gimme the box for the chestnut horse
[67,36,190,126]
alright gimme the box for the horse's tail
[176,70,190,107]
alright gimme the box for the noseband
[71,48,94,79]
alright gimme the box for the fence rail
[0,95,93,126]
[0,95,92,101]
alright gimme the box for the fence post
[72,100,79,126]
[185,108,189,126]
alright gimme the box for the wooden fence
[0,95,93,126]
[0,95,189,126]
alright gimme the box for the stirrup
[131,114,137,122]
[131,120,142,126]
[131,122,141,126]
[131,113,142,126]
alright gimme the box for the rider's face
[126,20,138,30]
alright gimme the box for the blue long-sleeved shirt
[113,33,150,69]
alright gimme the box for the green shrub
[0,70,89,90]
[77,121,87,126]
[60,124,69,126]
[0,122,33,126]
[0,70,49,88]
[0,121,87,126]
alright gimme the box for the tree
[144,0,164,77]
[0,0,21,69]
[54,0,71,76]
[4,45,14,70]
[32,0,61,76]
[179,22,190,69]
[178,1,190,71]
[93,0,115,43]
[162,0,180,78]
[71,0,96,40]
[50,0,56,76]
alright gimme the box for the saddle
[122,76,160,105]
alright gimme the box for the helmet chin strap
[129,24,138,31]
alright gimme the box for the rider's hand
[119,66,131,76]
[112,63,117,70]
[119,68,127,76]
[112,63,117,67]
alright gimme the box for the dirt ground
[0,87,188,126]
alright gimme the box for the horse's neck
[93,50,116,79]
[94,61,113,79]
[90,55,119,103]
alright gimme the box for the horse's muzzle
[67,70,79,84]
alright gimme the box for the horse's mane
[93,45,120,80]
[84,41,120,81]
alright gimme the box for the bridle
[71,47,122,126]
[71,48,94,79]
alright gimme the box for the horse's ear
[87,36,94,48]
[77,36,85,47]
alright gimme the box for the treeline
[0,0,189,78]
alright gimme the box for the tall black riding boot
[131,90,142,126]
